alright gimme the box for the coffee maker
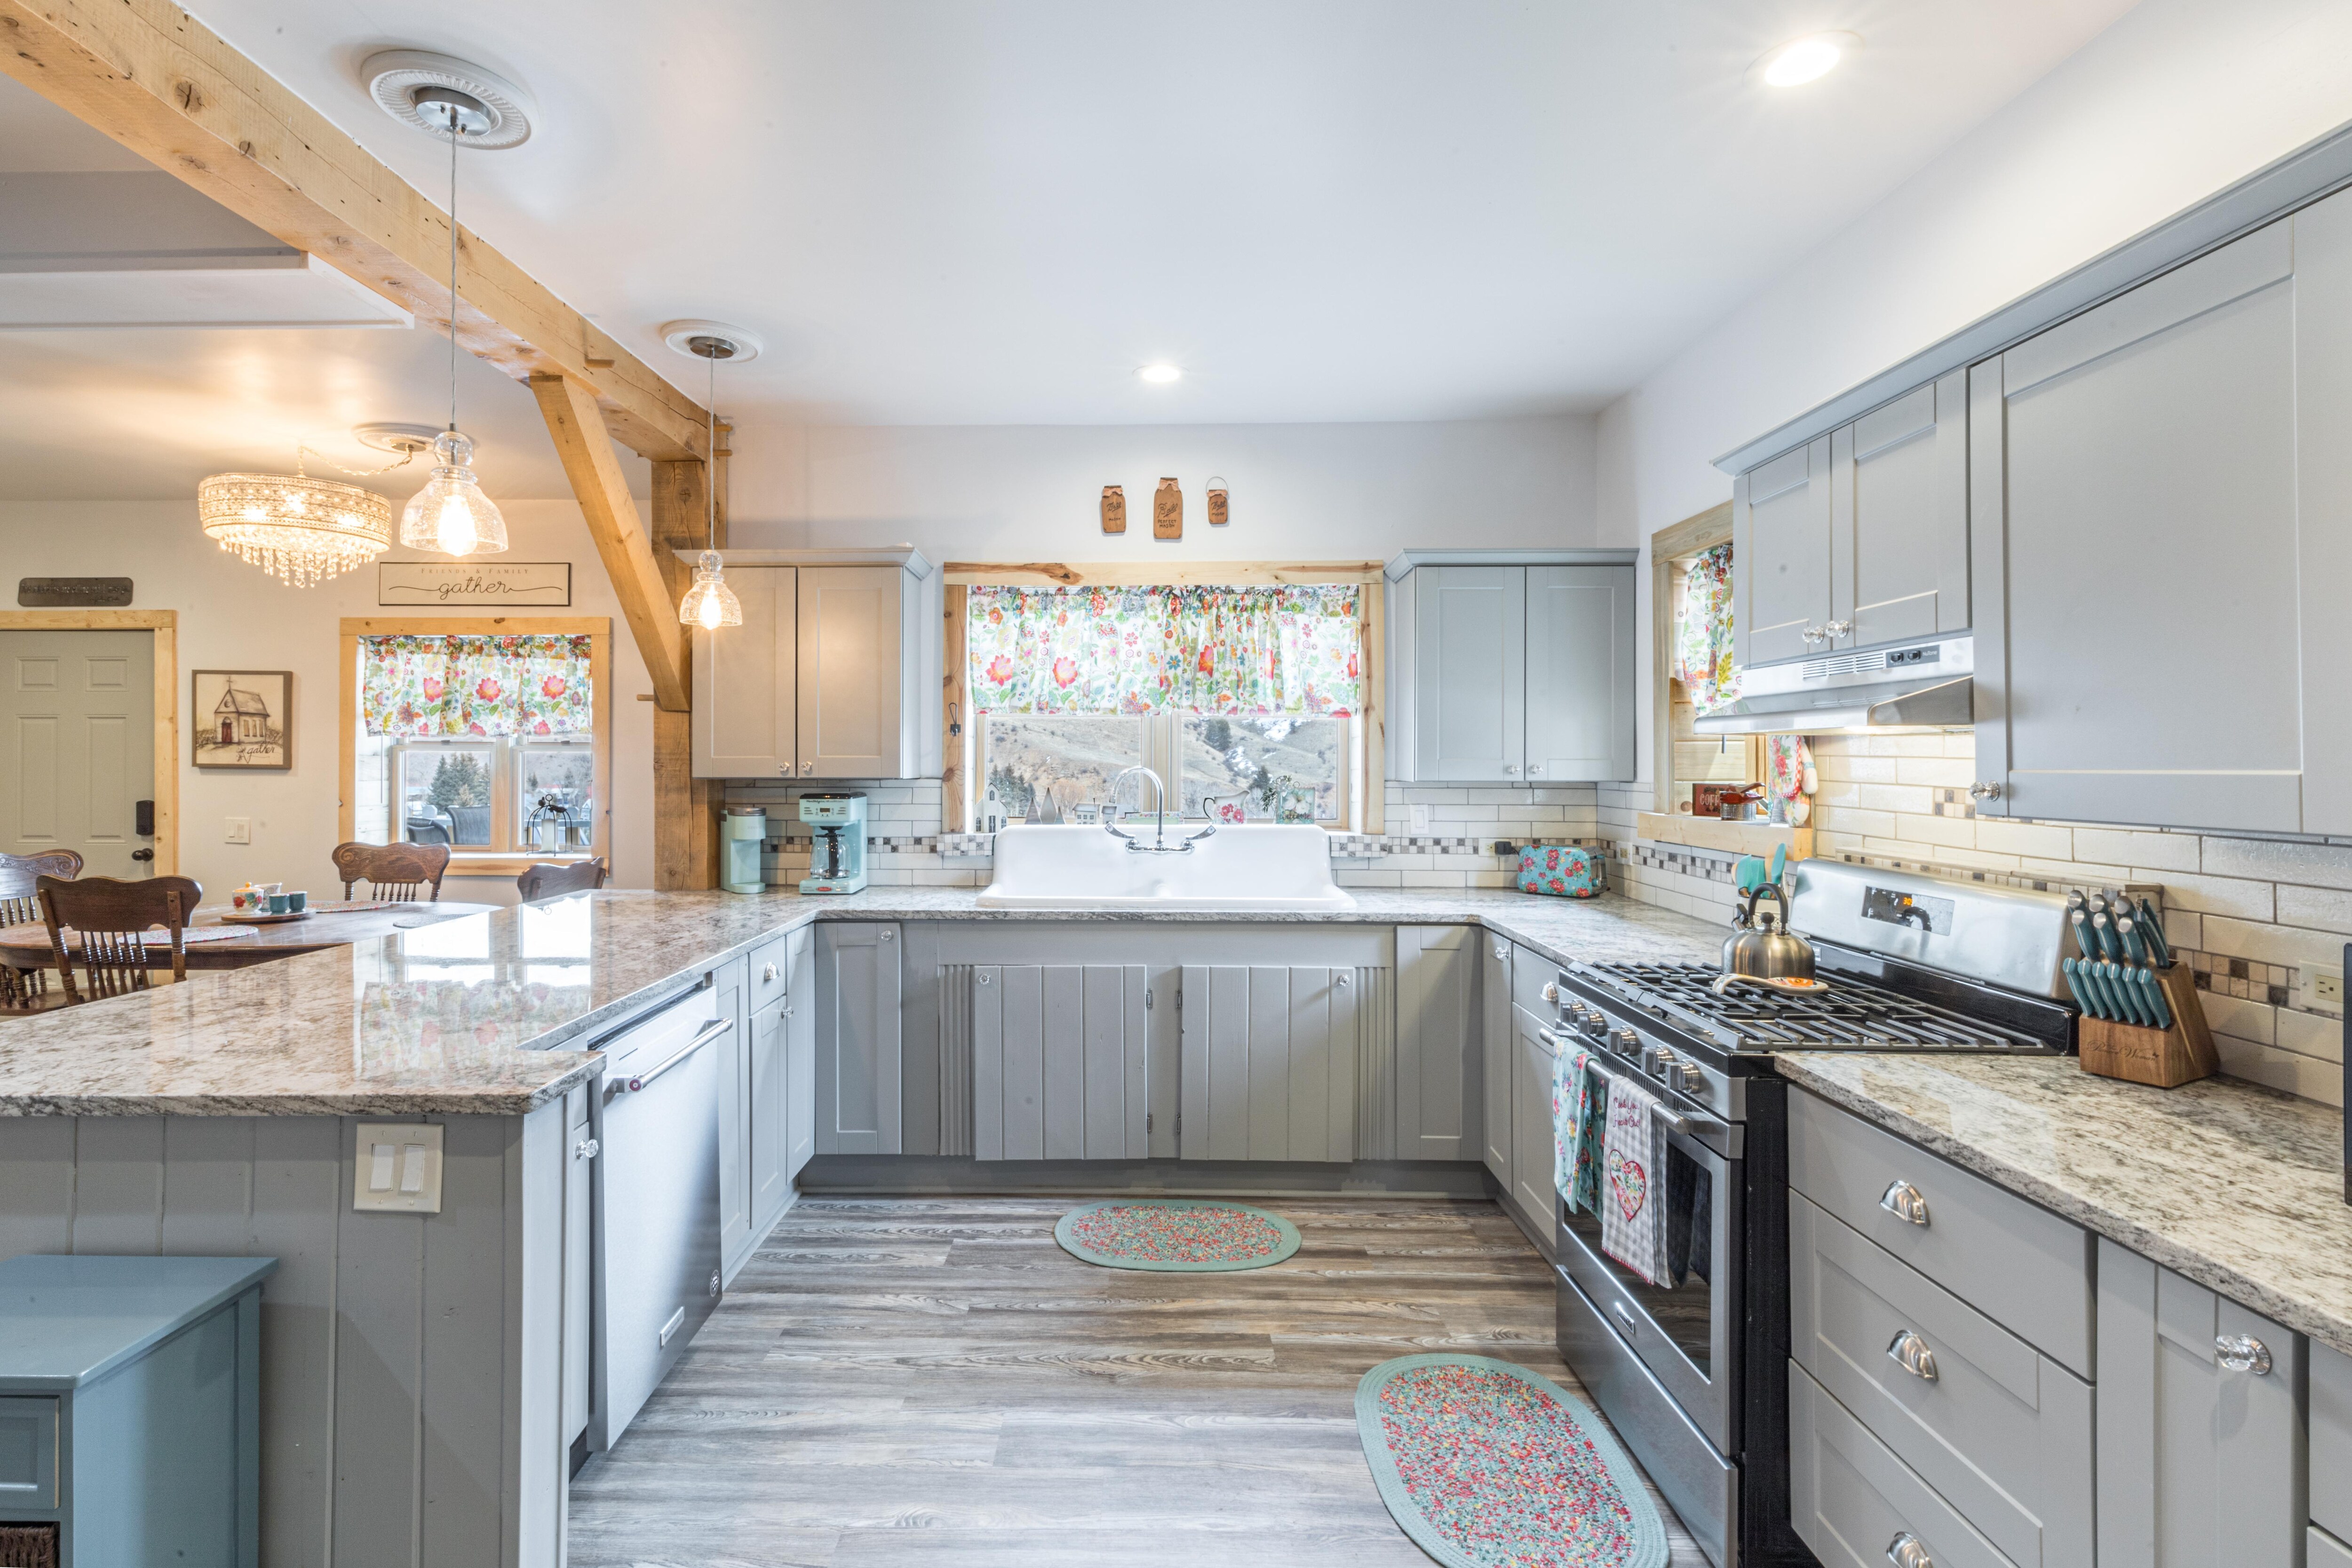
[798,792,868,894]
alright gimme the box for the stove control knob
[1642,1044,1675,1075]
[1576,1008,1607,1037]
[1662,1062,1691,1093]
[1612,1028,1641,1055]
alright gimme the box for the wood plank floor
[568,1196,1711,1567]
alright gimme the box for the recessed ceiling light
[1137,364,1183,384]
[1753,32,1860,88]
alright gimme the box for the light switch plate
[225,817,251,844]
[352,1122,445,1213]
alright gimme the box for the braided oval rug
[1356,1354,1668,1568]
[1053,1198,1301,1272]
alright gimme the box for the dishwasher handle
[622,1016,732,1093]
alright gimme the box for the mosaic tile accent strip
[1053,1199,1301,1273]
[1355,1354,1667,1568]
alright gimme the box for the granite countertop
[0,887,1724,1118]
[1775,1051,2352,1358]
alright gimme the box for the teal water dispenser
[721,806,767,894]
[798,792,868,894]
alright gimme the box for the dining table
[0,899,504,978]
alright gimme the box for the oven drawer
[1788,1088,2092,1377]
[1792,1194,2092,1567]
[1791,1361,2019,1568]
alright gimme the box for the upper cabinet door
[1734,435,1834,668]
[692,566,795,779]
[1524,564,1634,782]
[1973,194,2352,831]
[1829,373,1969,652]
[1412,566,1526,781]
[797,565,908,778]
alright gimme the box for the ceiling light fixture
[1138,363,1183,384]
[197,431,426,587]
[1753,31,1860,88]
[660,320,764,631]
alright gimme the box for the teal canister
[721,806,768,894]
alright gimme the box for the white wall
[0,500,655,903]
[1596,0,2352,778]
[724,415,1600,561]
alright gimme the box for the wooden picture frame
[191,669,292,770]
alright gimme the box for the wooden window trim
[939,564,1384,833]
[0,609,178,874]
[338,616,612,872]
[1647,502,1749,818]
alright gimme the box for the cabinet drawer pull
[1879,1179,1931,1226]
[1541,981,1559,1003]
[1335,972,1351,988]
[1886,1532,1933,1568]
[976,971,992,986]
[2216,1334,2273,1375]
[573,1137,600,1161]
[1886,1329,1939,1382]
[762,963,779,983]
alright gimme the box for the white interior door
[0,630,154,876]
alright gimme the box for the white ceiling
[180,0,2137,426]
[0,0,2142,501]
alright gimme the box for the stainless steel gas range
[1547,860,2079,1568]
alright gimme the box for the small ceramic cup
[287,891,308,913]
[268,894,290,915]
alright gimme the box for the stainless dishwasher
[589,979,729,1451]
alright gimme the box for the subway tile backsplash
[1608,732,2351,1107]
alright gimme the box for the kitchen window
[339,619,612,870]
[965,584,1363,827]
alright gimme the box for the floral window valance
[968,584,1360,717]
[1673,543,1739,715]
[361,634,594,738]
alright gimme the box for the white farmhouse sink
[977,823,1356,911]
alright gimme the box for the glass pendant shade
[198,472,393,587]
[398,430,509,557]
[677,549,743,629]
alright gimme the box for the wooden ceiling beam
[0,0,710,462]
[532,374,690,711]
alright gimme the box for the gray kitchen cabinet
[1395,925,1478,1162]
[814,922,902,1154]
[2316,1527,2352,1568]
[1387,555,1637,784]
[690,549,941,781]
[1178,964,1362,1162]
[1481,938,1513,1184]
[973,964,1151,1160]
[1524,565,1636,782]
[747,997,788,1228]
[1829,372,1969,652]
[1732,435,1832,668]
[783,925,816,1183]
[2316,1340,2352,1549]
[1971,185,2352,832]
[714,956,751,1270]
[692,566,796,780]
[2095,1237,2306,1568]
[1509,1005,1556,1248]
[563,1083,593,1449]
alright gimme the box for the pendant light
[660,320,763,630]
[397,83,508,557]
[198,454,397,588]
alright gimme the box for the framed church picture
[193,670,293,769]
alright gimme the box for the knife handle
[2071,911,2104,963]
[2117,916,2150,968]
[2139,967,2174,1030]
[2095,962,2138,1025]
[2136,897,2173,967]
[2062,958,2103,1020]
[2113,962,2157,1027]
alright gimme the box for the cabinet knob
[879,930,894,942]
[762,963,779,983]
[1801,625,1828,645]
[1335,972,1352,988]
[1823,620,1854,639]
[1886,1533,1934,1568]
[1503,763,1519,775]
[1526,764,1542,776]
[976,971,992,986]
[572,1138,600,1161]
[1879,1179,1931,1226]
[801,760,815,775]
[1540,981,1559,1003]
[1967,781,2002,802]
[1886,1329,1939,1382]
[2216,1334,2273,1375]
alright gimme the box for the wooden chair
[332,841,451,902]
[516,858,607,902]
[39,874,204,1003]
[0,850,82,1012]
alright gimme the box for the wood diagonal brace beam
[531,374,689,711]
[0,0,709,461]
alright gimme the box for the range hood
[1693,635,1974,735]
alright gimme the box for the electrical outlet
[2312,967,2344,1006]
[225,817,251,844]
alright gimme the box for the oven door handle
[1542,1027,1726,1141]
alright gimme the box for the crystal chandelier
[675,331,745,629]
[198,467,393,587]
[397,85,508,558]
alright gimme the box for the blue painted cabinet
[0,1255,276,1568]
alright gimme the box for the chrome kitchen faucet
[1103,765,1216,853]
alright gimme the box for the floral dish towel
[1554,1046,1604,1215]
[1517,844,1605,899]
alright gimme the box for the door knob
[130,848,155,862]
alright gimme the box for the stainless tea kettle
[1719,883,1816,985]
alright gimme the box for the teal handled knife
[2072,957,2117,1020]
[2070,909,2104,962]
[2091,913,2122,964]
[2137,967,2174,1030]
[2136,897,2173,967]
[2094,962,2142,1025]
[2115,915,2151,968]
[2062,958,2104,1019]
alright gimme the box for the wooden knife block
[2077,963,2217,1089]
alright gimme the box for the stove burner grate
[1588,963,2047,1052]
